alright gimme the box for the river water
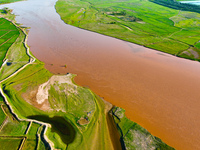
[180,1,200,5]
[1,0,200,149]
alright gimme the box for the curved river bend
[1,0,200,149]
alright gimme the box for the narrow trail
[168,28,184,38]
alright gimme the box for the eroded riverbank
[1,0,200,149]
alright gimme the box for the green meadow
[0,0,22,4]
[56,0,200,61]
[0,18,20,67]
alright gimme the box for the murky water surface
[1,0,200,149]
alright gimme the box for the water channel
[1,0,200,149]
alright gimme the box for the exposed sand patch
[36,81,49,104]
[22,87,51,111]
[36,73,77,105]
[21,74,76,111]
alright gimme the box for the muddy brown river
[1,0,200,149]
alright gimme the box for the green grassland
[111,107,174,150]
[0,18,20,66]
[0,95,3,102]
[55,0,200,61]
[0,138,23,150]
[0,0,22,4]
[0,23,30,81]
[22,139,37,150]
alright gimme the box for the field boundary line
[0,136,25,139]
[1,104,7,115]
[0,116,8,131]
[0,30,11,39]
[18,136,27,150]
[0,36,13,47]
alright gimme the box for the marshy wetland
[0,0,200,149]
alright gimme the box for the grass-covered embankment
[111,107,175,150]
[55,0,200,61]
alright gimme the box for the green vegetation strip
[55,0,200,61]
[0,18,20,67]
[0,0,22,4]
[0,20,30,81]
[0,137,23,150]
[111,107,174,150]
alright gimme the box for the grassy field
[22,139,37,150]
[0,0,22,4]
[0,28,30,80]
[0,18,20,67]
[0,95,3,103]
[56,0,200,61]
[0,138,23,150]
